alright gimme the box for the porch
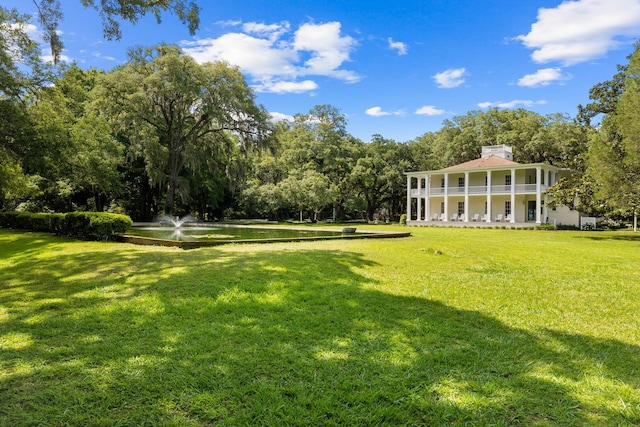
[406,219,542,228]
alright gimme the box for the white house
[405,145,580,226]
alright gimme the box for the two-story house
[405,145,579,226]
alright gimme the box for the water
[126,225,351,242]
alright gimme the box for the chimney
[481,145,513,161]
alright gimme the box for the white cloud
[517,68,569,87]
[40,47,71,63]
[92,51,116,61]
[478,100,548,109]
[254,80,318,94]
[388,38,408,55]
[293,22,359,81]
[433,68,466,88]
[415,105,445,116]
[517,0,640,65]
[365,106,404,117]
[216,19,243,27]
[181,20,359,93]
[242,21,290,41]
[19,22,40,40]
[182,32,297,79]
[270,112,295,122]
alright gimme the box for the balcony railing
[409,184,546,197]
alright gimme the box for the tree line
[2,5,639,223]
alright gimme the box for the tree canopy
[588,42,640,230]
[93,44,271,214]
[33,0,200,63]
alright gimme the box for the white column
[417,176,422,221]
[510,168,516,223]
[443,173,449,222]
[464,171,469,222]
[486,170,492,222]
[425,175,431,221]
[536,167,542,224]
[406,175,411,221]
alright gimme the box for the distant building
[405,145,580,226]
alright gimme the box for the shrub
[399,214,407,226]
[0,212,132,241]
[556,224,580,231]
[534,224,557,231]
[597,218,625,230]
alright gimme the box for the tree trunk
[94,193,105,212]
[165,171,178,214]
[365,197,377,222]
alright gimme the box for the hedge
[0,212,133,241]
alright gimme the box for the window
[484,201,487,214]
[505,175,511,186]
[458,177,465,188]
[458,202,464,216]
[505,201,511,216]
[440,202,445,214]
[440,178,445,188]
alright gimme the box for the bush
[597,218,625,230]
[582,222,594,231]
[399,214,407,226]
[534,224,557,231]
[556,224,580,231]
[0,212,132,241]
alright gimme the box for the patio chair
[495,214,503,222]
[458,214,465,221]
[481,214,488,222]
[438,213,445,221]
[431,213,439,221]
[450,213,458,221]
[505,214,512,222]
[472,213,480,222]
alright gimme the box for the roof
[444,155,520,170]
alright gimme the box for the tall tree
[1,7,50,96]
[0,6,51,207]
[429,108,546,167]
[32,0,200,64]
[279,105,361,220]
[21,64,124,212]
[94,44,271,214]
[576,64,626,127]
[350,135,410,221]
[588,42,640,230]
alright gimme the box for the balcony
[409,184,547,197]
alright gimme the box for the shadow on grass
[575,232,640,242]
[1,230,639,425]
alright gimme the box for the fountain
[158,214,196,228]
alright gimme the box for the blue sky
[8,0,640,142]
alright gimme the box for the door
[527,200,536,222]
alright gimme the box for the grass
[1,225,640,426]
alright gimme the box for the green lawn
[1,226,640,426]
